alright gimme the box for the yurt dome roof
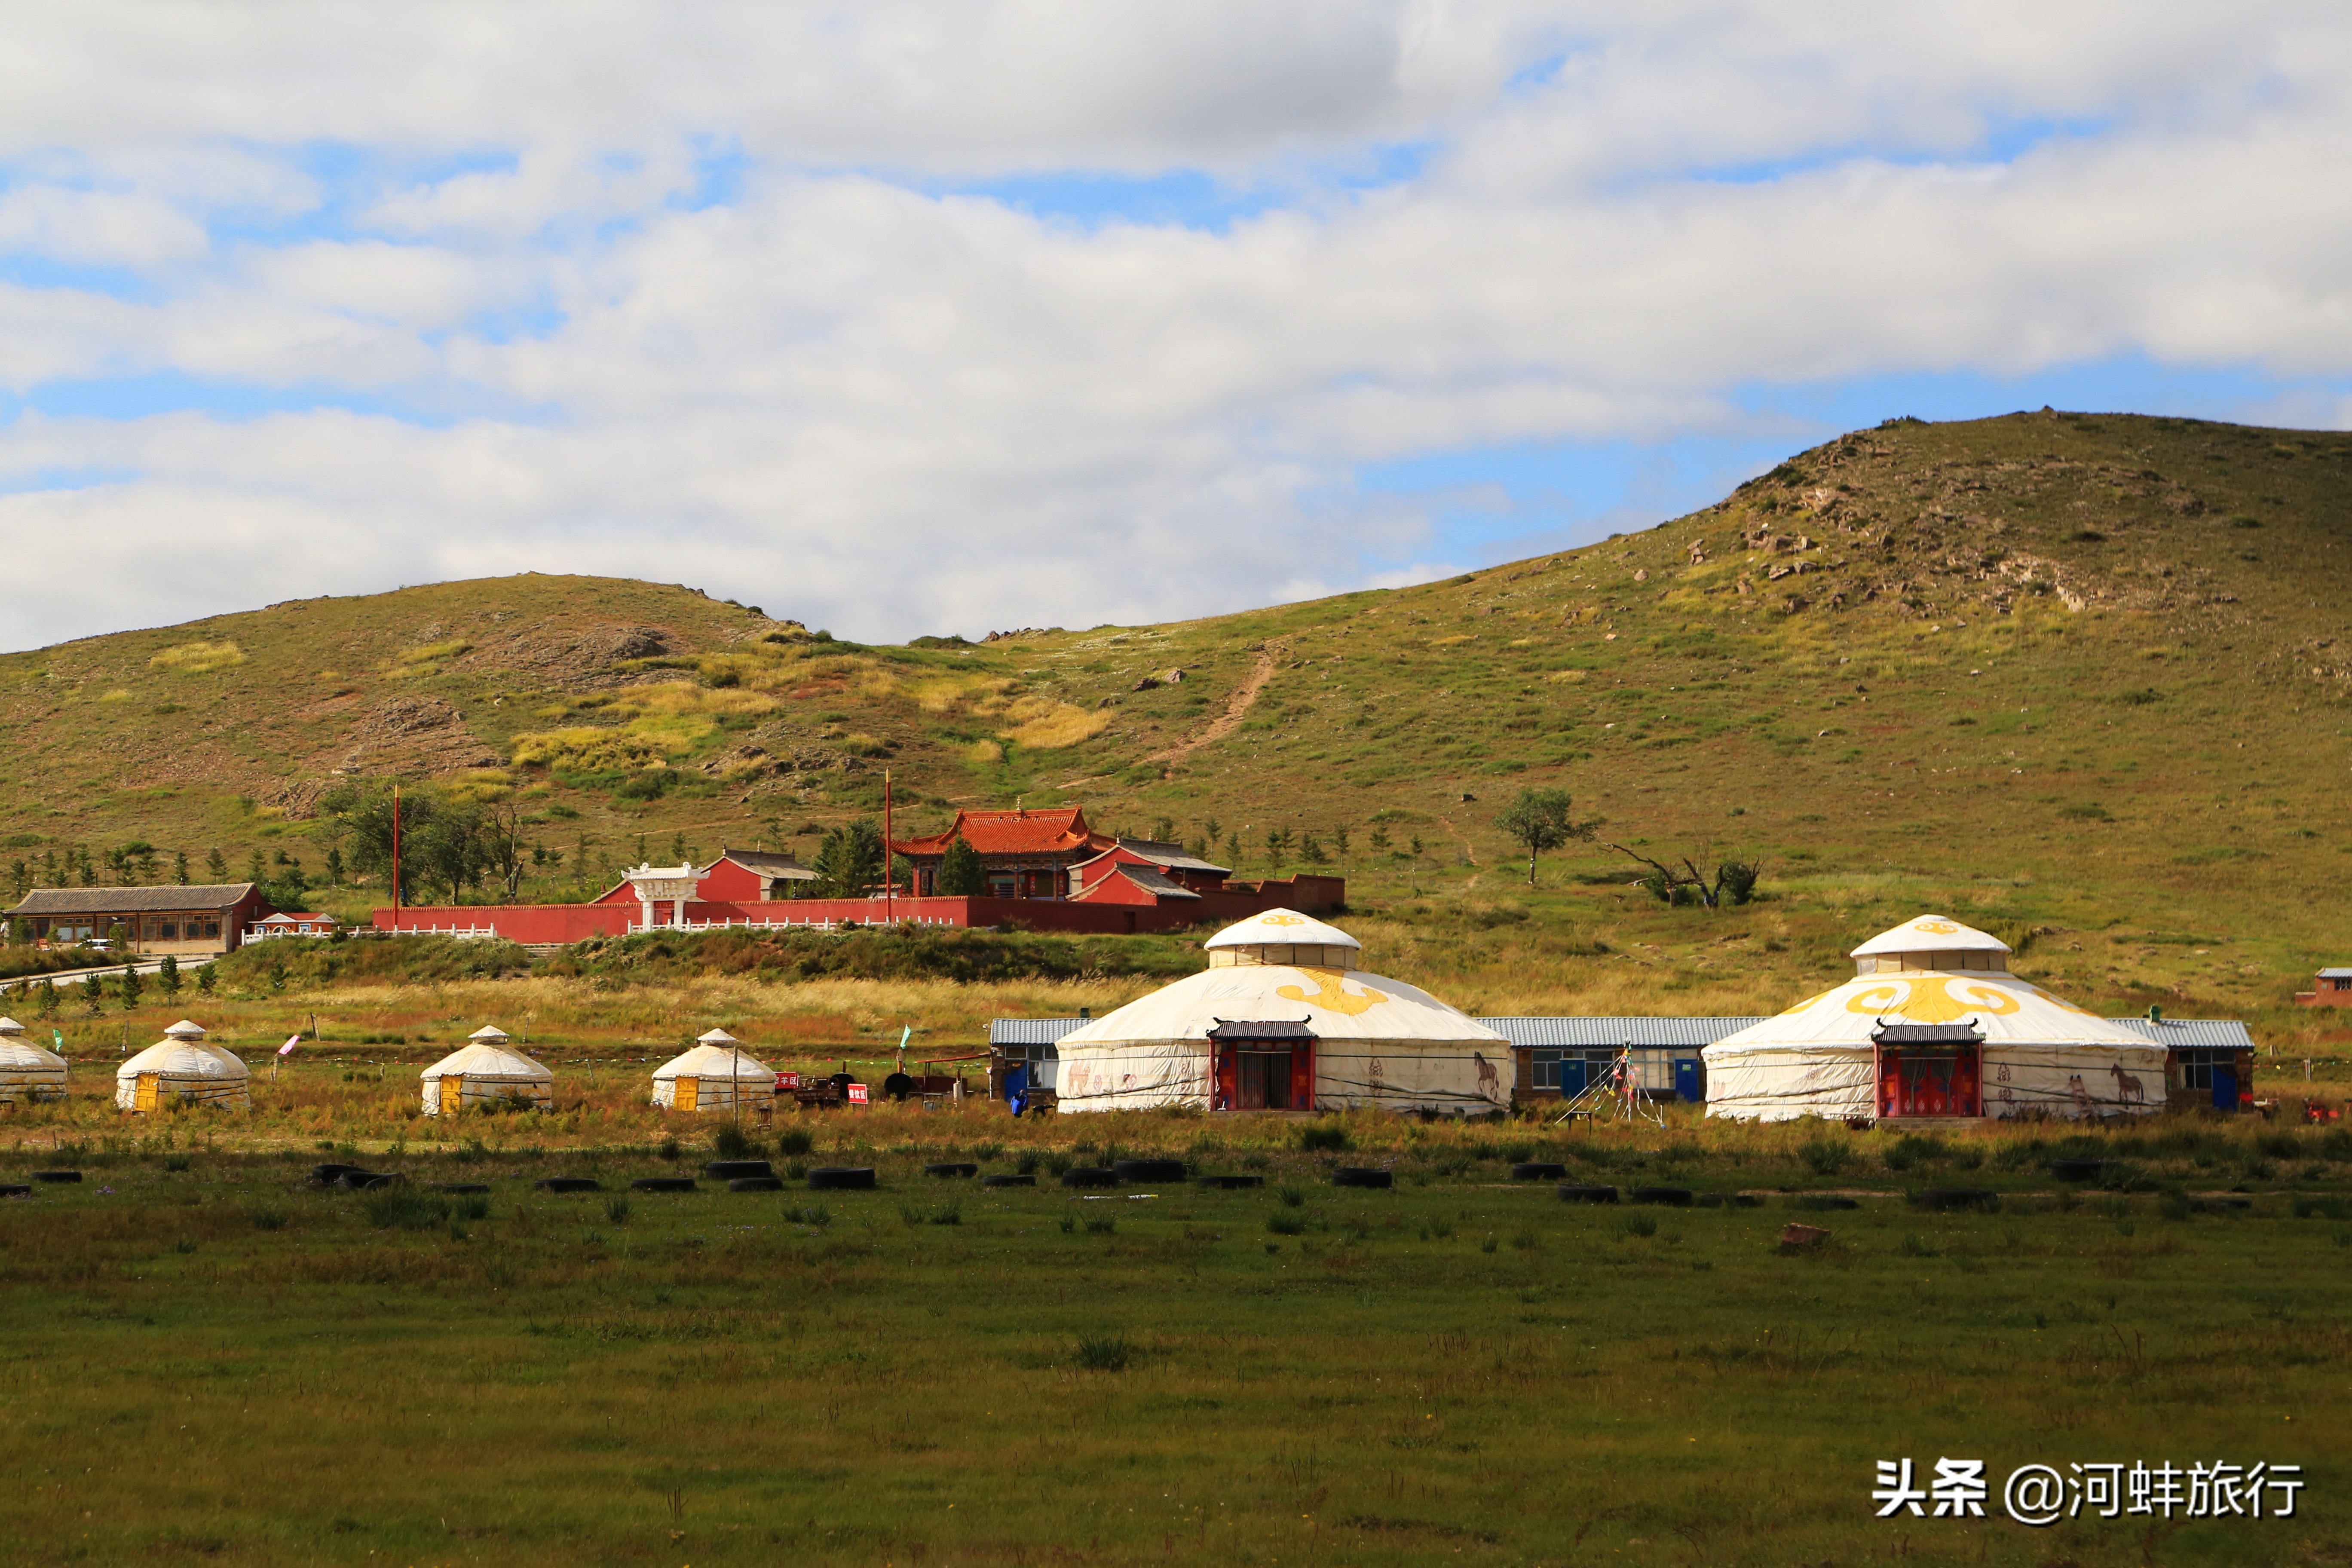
[0,1016,22,1035]
[696,1027,740,1046]
[0,1035,64,1069]
[118,1038,247,1080]
[1706,963,2150,1059]
[421,1041,551,1081]
[1058,962,1504,1047]
[468,1024,512,1042]
[163,1019,208,1039]
[654,1042,774,1081]
[1204,910,1360,952]
[1850,915,2010,959]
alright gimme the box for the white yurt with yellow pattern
[0,1017,67,1103]
[1703,915,2164,1122]
[1052,909,1510,1115]
[115,1020,249,1113]
[652,1029,775,1112]
[420,1025,554,1115]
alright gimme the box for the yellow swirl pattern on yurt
[1844,977,2022,1024]
[1914,919,1960,935]
[1779,988,1834,1015]
[1259,913,1307,926]
[1276,969,1391,1018]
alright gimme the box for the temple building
[891,806,1113,899]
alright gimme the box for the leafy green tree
[809,818,886,899]
[325,845,345,884]
[936,833,986,897]
[419,806,487,904]
[1493,787,1593,885]
[319,781,432,903]
[1369,825,1392,856]
[1301,834,1327,866]
[196,966,214,996]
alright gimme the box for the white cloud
[2,3,2351,652]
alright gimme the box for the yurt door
[439,1075,464,1115]
[676,1076,699,1112]
[134,1074,159,1113]
[1237,1051,1292,1110]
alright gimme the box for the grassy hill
[8,408,2352,1057]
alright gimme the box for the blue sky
[0,4,2346,650]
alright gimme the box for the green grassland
[4,1112,2347,1566]
[4,408,2351,1060]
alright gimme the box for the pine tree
[174,850,190,885]
[937,834,985,897]
[159,954,181,998]
[119,964,142,1010]
[197,966,215,996]
[205,847,228,881]
[81,977,103,1017]
[34,978,58,1018]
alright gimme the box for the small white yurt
[1703,914,2166,1123]
[652,1028,775,1112]
[0,1017,66,1103]
[116,1020,249,1113]
[1053,909,1511,1115]
[420,1025,554,1115]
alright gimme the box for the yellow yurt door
[675,1076,698,1112]
[439,1075,464,1115]
[134,1074,159,1113]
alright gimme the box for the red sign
[847,1083,869,1105]
[777,1071,801,1089]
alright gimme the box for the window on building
[201,919,220,938]
[1531,1049,1562,1090]
[2175,1047,2236,1090]
[986,874,1015,898]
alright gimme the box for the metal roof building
[2103,1017,2257,1050]
[1476,1017,1768,1048]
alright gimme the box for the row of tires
[1557,1183,2005,1211]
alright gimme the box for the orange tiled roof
[891,806,1098,857]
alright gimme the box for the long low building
[378,844,1343,943]
[7,883,274,956]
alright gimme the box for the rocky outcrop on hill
[336,696,500,776]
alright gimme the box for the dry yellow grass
[146,638,244,673]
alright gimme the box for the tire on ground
[632,1176,698,1193]
[1194,1174,1264,1189]
[981,1173,1036,1188]
[536,1176,602,1193]
[1511,1162,1568,1181]
[1112,1159,1186,1182]
[1060,1167,1118,1188]
[807,1167,876,1190]
[1332,1167,1392,1189]
[1630,1186,1693,1206]
[704,1160,775,1180]
[729,1176,787,1192]
[1558,1184,1619,1204]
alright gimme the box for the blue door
[1561,1057,1589,1096]
[2212,1067,2236,1112]
[1673,1058,1701,1102]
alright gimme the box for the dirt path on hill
[1436,814,1482,867]
[1143,638,1289,768]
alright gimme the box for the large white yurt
[652,1029,775,1112]
[1053,909,1511,1115]
[420,1025,554,1115]
[1703,914,2165,1123]
[116,1020,249,1113]
[0,1016,67,1103]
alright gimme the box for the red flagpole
[884,769,894,924]
[391,784,402,931]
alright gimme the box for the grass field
[3,1108,2346,1566]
